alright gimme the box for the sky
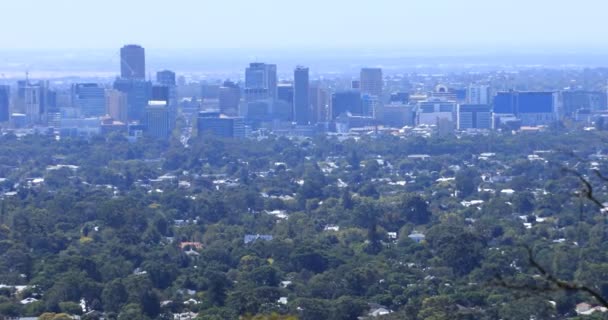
[0,0,606,51]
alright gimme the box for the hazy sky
[1,0,606,51]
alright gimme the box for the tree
[205,270,230,307]
[399,195,431,225]
[341,189,354,210]
[455,168,477,198]
[512,192,535,214]
[102,280,128,313]
[332,296,368,320]
[427,225,485,276]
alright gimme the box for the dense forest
[1,128,608,319]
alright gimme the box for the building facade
[331,91,362,119]
[360,68,383,98]
[493,91,558,126]
[219,81,241,116]
[293,66,310,125]
[120,44,146,79]
[457,104,492,129]
[197,112,245,138]
[467,85,490,105]
[145,101,170,139]
[72,83,106,117]
[113,79,152,123]
[244,63,277,102]
[105,89,128,122]
[0,85,9,122]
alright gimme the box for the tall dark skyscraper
[0,85,9,122]
[277,84,294,121]
[293,66,310,125]
[120,44,146,79]
[331,91,362,119]
[151,85,170,103]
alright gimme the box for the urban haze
[1,1,608,320]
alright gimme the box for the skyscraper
[219,81,241,116]
[276,84,294,121]
[145,101,170,139]
[244,63,277,102]
[331,91,362,119]
[120,45,146,79]
[151,85,170,103]
[467,85,490,105]
[71,83,106,117]
[105,89,128,122]
[293,66,310,125]
[0,85,9,122]
[16,81,43,125]
[362,94,381,119]
[310,85,330,123]
[155,70,178,130]
[113,78,152,123]
[360,68,383,98]
[156,70,176,86]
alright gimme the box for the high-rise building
[219,81,241,116]
[457,104,492,130]
[120,44,146,79]
[293,66,310,125]
[310,85,330,123]
[72,83,106,117]
[244,63,277,102]
[22,84,42,124]
[276,84,294,121]
[331,91,362,119]
[151,85,170,103]
[156,70,178,109]
[151,84,176,130]
[197,112,245,138]
[16,80,55,125]
[467,85,490,105]
[362,94,381,119]
[105,89,128,122]
[156,70,176,86]
[145,101,170,139]
[360,68,383,98]
[113,78,152,123]
[0,85,9,122]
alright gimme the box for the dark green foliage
[0,130,607,319]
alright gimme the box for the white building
[467,85,490,105]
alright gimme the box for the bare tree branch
[494,246,608,308]
[563,168,606,210]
